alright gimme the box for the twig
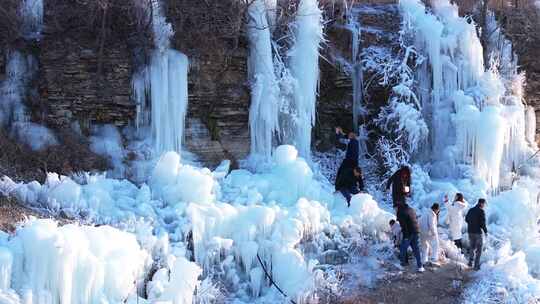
[256,253,298,304]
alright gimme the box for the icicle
[344,5,364,135]
[132,0,190,155]
[20,0,43,38]
[247,0,280,161]
[288,0,324,159]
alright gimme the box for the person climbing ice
[444,193,468,251]
[386,166,412,207]
[335,126,360,168]
[465,198,488,271]
[335,166,364,206]
[419,203,441,267]
[396,202,424,272]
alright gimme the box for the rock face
[36,0,139,129]
[1,0,537,167]
[166,0,251,165]
[500,10,540,139]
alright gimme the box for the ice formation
[1,0,540,302]
[0,2,57,151]
[19,0,43,38]
[132,0,190,155]
[395,1,540,301]
[343,4,364,134]
[0,144,395,302]
[400,0,536,190]
[287,0,324,159]
[247,0,280,161]
[0,219,148,304]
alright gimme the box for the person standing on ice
[396,202,424,272]
[465,199,488,271]
[335,166,364,206]
[444,193,468,251]
[386,166,412,207]
[419,203,441,267]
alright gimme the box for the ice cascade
[247,0,280,161]
[132,0,189,155]
[400,0,536,190]
[287,0,324,159]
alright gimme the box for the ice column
[20,0,43,38]
[133,0,190,154]
[247,0,280,160]
[288,0,323,159]
[345,6,364,134]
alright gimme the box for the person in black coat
[335,166,364,206]
[465,198,488,270]
[387,166,412,207]
[335,127,360,167]
[396,203,424,272]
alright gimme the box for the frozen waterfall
[132,0,190,155]
[288,0,324,159]
[247,0,280,161]
[400,0,536,190]
[20,0,43,38]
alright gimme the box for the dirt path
[339,261,471,304]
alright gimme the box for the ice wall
[400,0,535,190]
[288,0,324,159]
[247,0,280,161]
[132,0,190,155]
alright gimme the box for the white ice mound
[336,193,394,239]
[273,145,298,165]
[151,151,217,205]
[224,145,329,206]
[0,219,148,304]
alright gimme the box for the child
[389,219,402,248]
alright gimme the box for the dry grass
[0,128,108,183]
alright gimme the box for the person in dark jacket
[335,127,360,167]
[335,166,364,206]
[396,203,424,272]
[387,166,412,207]
[465,198,488,270]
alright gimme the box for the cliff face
[1,0,537,167]
[13,0,395,166]
[501,10,540,139]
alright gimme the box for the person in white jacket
[445,193,468,251]
[420,203,440,266]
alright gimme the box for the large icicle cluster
[288,0,324,160]
[400,0,536,190]
[0,219,148,304]
[247,0,280,161]
[395,1,540,301]
[246,0,324,162]
[132,0,189,155]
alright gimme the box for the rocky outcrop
[166,0,251,165]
